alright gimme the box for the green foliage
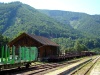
[0,2,100,53]
[40,9,100,53]
[52,37,74,50]
[92,48,100,54]
[74,40,88,52]
[0,2,82,39]
[65,47,75,54]
[0,34,9,46]
[52,37,100,53]
[39,10,100,37]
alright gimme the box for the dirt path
[90,58,100,75]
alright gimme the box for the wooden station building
[8,33,59,60]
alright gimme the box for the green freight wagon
[0,45,38,71]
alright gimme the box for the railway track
[14,59,82,75]
[69,56,100,75]
[0,56,98,75]
[0,57,83,75]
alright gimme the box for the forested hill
[1,2,100,52]
[0,2,82,39]
[39,10,100,37]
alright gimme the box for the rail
[70,56,100,75]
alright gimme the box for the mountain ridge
[0,2,82,39]
[39,9,100,37]
[1,2,100,51]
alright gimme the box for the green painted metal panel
[26,47,29,61]
[30,47,33,61]
[1,46,4,62]
[4,45,7,64]
[30,47,38,61]
[22,47,25,60]
[11,45,15,64]
[25,47,29,61]
[0,45,38,65]
[19,46,21,62]
[8,47,10,62]
[29,48,31,61]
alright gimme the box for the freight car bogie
[0,62,24,71]
[25,62,31,68]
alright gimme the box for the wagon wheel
[17,66,21,70]
[26,63,31,68]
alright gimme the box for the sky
[0,0,100,15]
